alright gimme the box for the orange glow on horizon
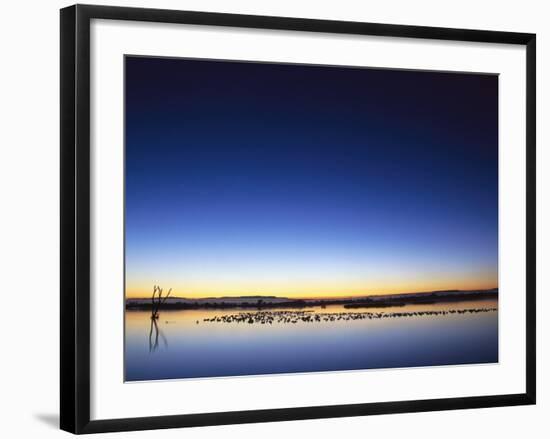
[125,274,498,300]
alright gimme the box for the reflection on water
[148,318,168,352]
[125,299,498,381]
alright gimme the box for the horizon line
[125,286,498,301]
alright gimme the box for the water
[125,299,498,381]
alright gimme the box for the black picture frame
[60,4,536,434]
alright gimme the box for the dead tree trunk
[150,285,172,320]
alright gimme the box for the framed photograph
[60,4,536,434]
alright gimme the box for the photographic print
[124,56,499,382]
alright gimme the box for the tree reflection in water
[148,316,168,353]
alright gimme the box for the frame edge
[525,34,536,404]
[60,4,77,434]
[79,394,534,434]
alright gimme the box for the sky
[125,56,498,299]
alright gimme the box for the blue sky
[125,56,498,298]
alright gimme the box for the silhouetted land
[125,288,498,311]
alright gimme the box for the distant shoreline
[125,288,498,311]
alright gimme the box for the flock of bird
[201,307,498,325]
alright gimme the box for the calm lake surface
[125,299,498,381]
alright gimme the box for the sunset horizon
[125,282,498,300]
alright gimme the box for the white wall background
[0,0,546,437]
